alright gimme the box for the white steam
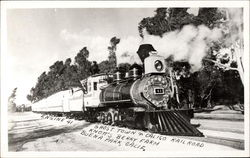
[143,25,222,71]
[116,25,223,70]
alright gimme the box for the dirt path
[8,112,244,152]
[8,112,118,151]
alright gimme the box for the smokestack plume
[136,44,156,63]
[142,25,222,71]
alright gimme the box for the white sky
[6,8,199,105]
[6,8,156,105]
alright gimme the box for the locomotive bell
[125,72,129,78]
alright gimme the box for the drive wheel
[113,113,119,125]
[100,112,105,123]
[106,112,112,125]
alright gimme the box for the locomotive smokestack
[136,44,156,63]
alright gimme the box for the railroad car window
[94,82,98,90]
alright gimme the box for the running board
[147,111,204,137]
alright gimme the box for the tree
[69,65,82,87]
[26,94,33,103]
[90,61,100,75]
[193,60,224,108]
[65,58,71,66]
[49,61,66,92]
[27,87,35,102]
[8,88,17,112]
[75,47,92,81]
[203,8,244,86]
[98,37,121,74]
[138,8,170,37]
[107,36,120,72]
[138,8,225,38]
[99,60,110,73]
[33,72,47,100]
[62,58,81,88]
[196,8,225,28]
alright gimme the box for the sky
[6,8,159,105]
[5,8,200,105]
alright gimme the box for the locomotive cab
[81,73,112,109]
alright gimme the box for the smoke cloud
[143,25,223,71]
[117,25,222,71]
[117,8,243,72]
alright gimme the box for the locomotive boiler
[32,44,203,137]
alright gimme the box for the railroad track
[177,133,244,150]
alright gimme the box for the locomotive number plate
[154,88,164,94]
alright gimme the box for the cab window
[93,82,98,91]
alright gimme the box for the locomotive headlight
[155,60,163,71]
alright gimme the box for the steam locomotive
[32,44,203,136]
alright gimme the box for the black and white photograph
[1,1,249,157]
